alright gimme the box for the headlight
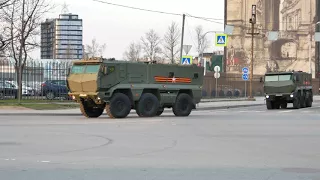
[290,94,294,98]
[266,95,269,98]
[72,95,75,100]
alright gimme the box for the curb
[0,103,265,116]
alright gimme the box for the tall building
[226,0,317,77]
[40,13,83,60]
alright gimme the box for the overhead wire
[91,0,225,24]
[92,0,181,16]
[91,0,312,34]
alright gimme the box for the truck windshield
[265,74,292,82]
[71,64,101,74]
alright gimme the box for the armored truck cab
[67,58,204,118]
[263,71,313,109]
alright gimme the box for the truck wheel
[293,97,300,109]
[80,101,104,118]
[306,91,313,107]
[266,100,274,110]
[274,102,280,109]
[105,104,114,118]
[107,93,131,118]
[280,103,287,109]
[137,93,160,117]
[173,93,193,116]
[156,108,164,116]
[300,93,306,108]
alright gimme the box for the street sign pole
[242,67,249,98]
[247,4,259,99]
[216,77,218,98]
[214,66,221,98]
[245,81,247,97]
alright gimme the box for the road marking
[278,110,293,113]
[38,160,51,163]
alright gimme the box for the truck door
[100,64,126,89]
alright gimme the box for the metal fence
[0,60,73,101]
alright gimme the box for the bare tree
[162,22,181,64]
[123,42,141,61]
[195,25,209,59]
[1,0,54,101]
[0,0,13,56]
[140,29,162,62]
[85,38,106,58]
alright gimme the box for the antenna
[61,2,69,14]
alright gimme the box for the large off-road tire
[266,100,274,110]
[274,102,280,109]
[136,93,160,117]
[80,100,104,118]
[293,94,300,109]
[306,91,313,107]
[172,93,193,117]
[156,108,164,116]
[300,92,306,108]
[135,106,142,117]
[107,93,131,118]
[105,104,114,118]
[280,103,287,109]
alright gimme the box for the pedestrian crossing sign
[181,55,193,65]
[215,34,228,47]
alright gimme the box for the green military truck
[67,58,204,118]
[263,71,313,109]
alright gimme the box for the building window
[56,20,82,26]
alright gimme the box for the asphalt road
[0,102,320,180]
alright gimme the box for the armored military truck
[67,58,204,118]
[263,71,313,109]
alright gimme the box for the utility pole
[247,5,259,99]
[180,14,186,63]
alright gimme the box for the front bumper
[68,92,104,104]
[265,93,294,101]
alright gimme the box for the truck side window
[169,72,174,78]
[194,73,198,79]
[108,66,115,74]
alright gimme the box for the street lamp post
[310,21,320,77]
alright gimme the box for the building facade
[40,13,83,60]
[226,0,318,78]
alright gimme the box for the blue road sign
[242,73,249,81]
[181,55,192,65]
[242,67,249,74]
[215,34,227,47]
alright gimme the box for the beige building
[226,0,317,77]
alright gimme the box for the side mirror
[67,67,71,76]
[103,66,108,75]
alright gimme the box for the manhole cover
[282,168,320,174]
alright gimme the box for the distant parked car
[0,81,18,99]
[41,80,69,100]
[6,81,35,96]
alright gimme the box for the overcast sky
[33,0,225,60]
